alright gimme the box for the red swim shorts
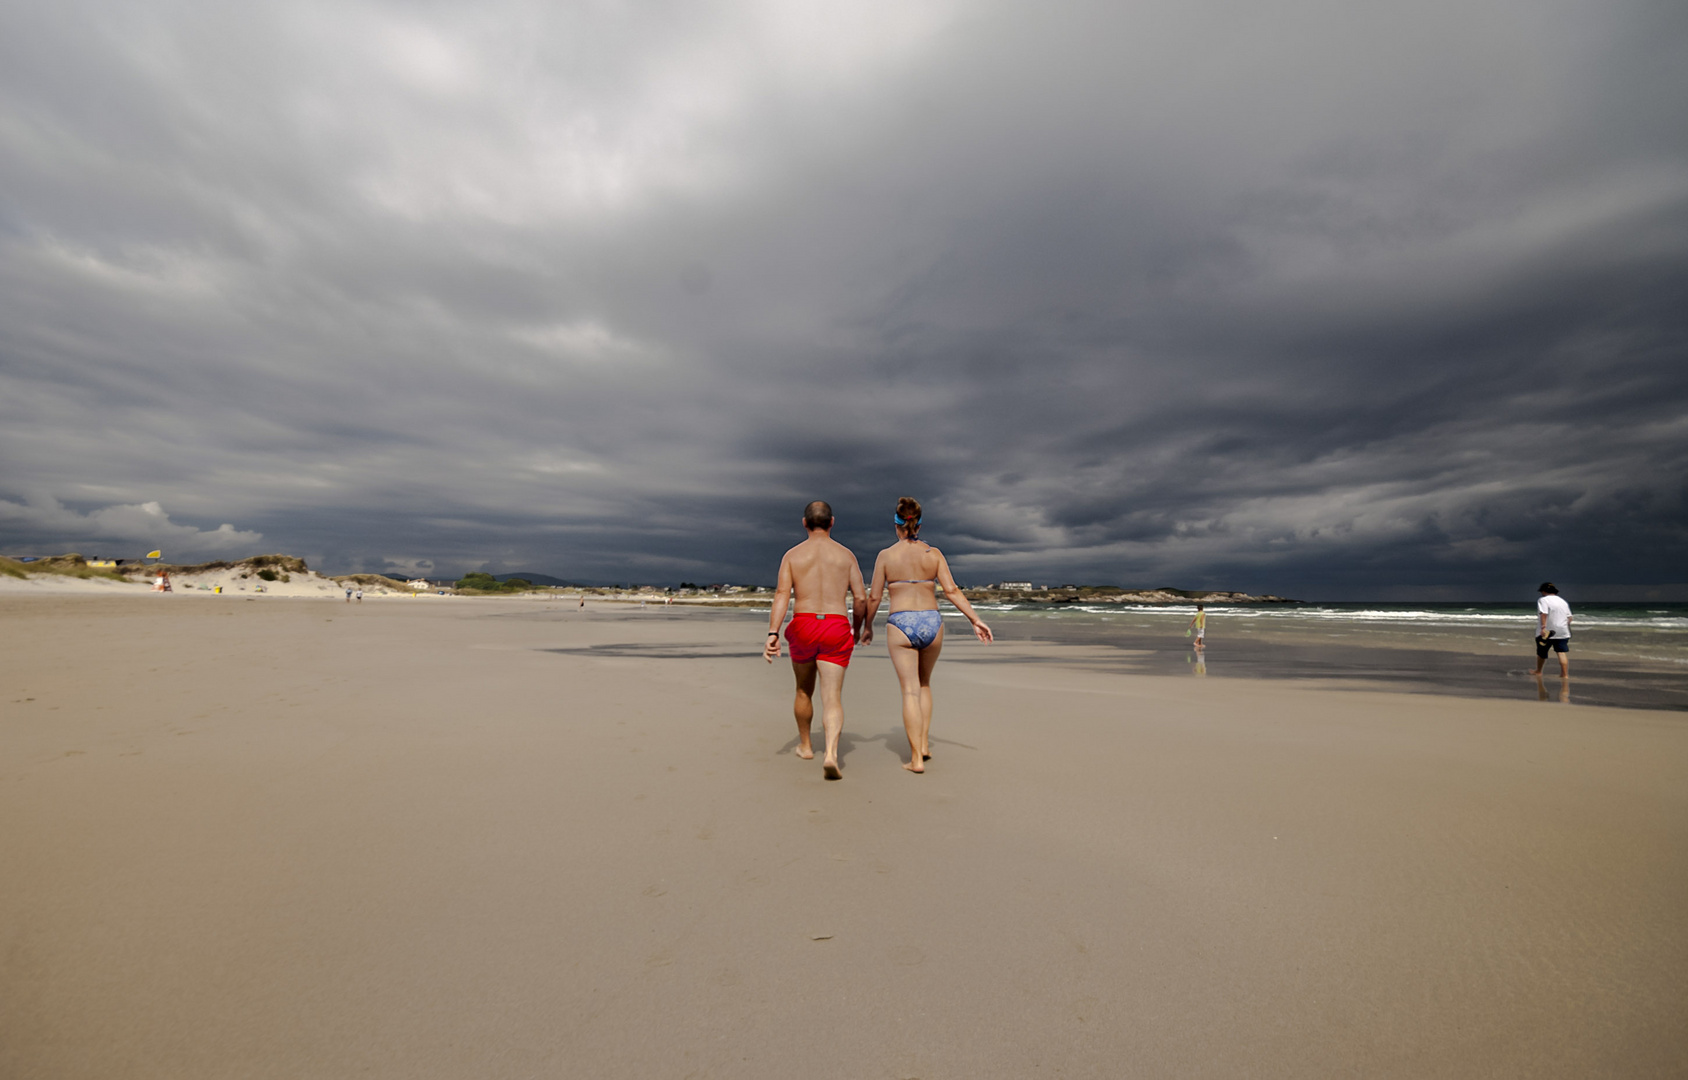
[784,612,855,667]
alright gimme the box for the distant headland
[969,585,1298,604]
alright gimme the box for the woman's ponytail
[895,496,923,540]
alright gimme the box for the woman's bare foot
[903,758,925,773]
[795,745,814,759]
[823,758,842,780]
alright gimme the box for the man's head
[1538,582,1558,595]
[1196,603,1204,610]
[803,500,834,532]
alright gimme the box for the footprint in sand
[892,947,926,966]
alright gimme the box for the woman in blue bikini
[861,497,993,773]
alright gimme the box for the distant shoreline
[965,586,1297,605]
[2,554,1297,605]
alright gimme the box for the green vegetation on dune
[2,554,131,582]
[119,554,311,579]
[454,572,539,593]
[334,573,408,589]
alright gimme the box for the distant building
[999,581,1033,590]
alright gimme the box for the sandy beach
[3,594,1685,1078]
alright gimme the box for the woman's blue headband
[894,514,921,526]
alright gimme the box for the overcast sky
[2,0,1684,597]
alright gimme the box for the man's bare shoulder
[819,535,861,565]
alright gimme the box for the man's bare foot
[823,758,842,780]
[904,758,925,773]
[795,746,814,759]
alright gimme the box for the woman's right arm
[859,552,887,644]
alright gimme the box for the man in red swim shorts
[764,500,868,779]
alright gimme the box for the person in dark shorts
[1533,582,1572,678]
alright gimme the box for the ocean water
[948,601,1688,712]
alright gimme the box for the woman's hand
[972,620,993,643]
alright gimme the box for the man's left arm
[848,558,869,642]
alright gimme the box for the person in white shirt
[1533,582,1572,678]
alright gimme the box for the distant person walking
[345,585,353,603]
[764,500,868,780]
[861,497,993,773]
[1187,603,1206,651]
[355,588,363,603]
[1534,582,1572,678]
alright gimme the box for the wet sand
[971,605,1688,712]
[3,595,1686,1078]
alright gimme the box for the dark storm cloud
[2,0,1685,596]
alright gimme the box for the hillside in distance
[493,572,576,587]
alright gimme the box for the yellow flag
[146,551,162,559]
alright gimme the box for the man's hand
[764,633,781,663]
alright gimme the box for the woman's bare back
[877,540,943,611]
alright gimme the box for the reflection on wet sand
[1536,673,1572,704]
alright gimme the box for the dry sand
[3,594,1685,1078]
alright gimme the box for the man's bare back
[782,534,862,617]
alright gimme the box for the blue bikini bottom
[887,609,944,650]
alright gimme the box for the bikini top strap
[888,541,940,585]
